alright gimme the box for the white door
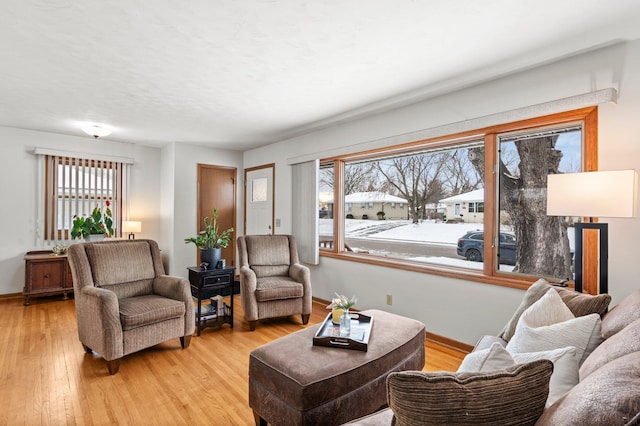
[245,165,274,235]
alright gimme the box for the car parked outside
[457,231,516,265]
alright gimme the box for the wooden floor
[0,295,466,425]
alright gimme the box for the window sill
[319,250,565,291]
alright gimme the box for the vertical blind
[292,160,319,265]
[35,150,132,244]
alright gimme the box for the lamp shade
[546,170,637,218]
[122,221,142,233]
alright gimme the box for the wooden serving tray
[313,312,373,352]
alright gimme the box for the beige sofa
[67,239,195,375]
[348,283,640,425]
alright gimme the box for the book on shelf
[195,303,217,320]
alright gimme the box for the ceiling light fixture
[81,124,112,139]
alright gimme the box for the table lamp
[546,170,636,293]
[122,221,142,240]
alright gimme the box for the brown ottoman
[249,309,426,425]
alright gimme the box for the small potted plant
[184,208,234,268]
[71,200,114,241]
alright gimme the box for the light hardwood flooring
[0,295,465,425]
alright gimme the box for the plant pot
[201,248,221,269]
[85,234,105,242]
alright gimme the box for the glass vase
[339,308,351,337]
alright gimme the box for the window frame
[44,156,124,241]
[319,107,598,291]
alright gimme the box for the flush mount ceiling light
[81,124,112,139]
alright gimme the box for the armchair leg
[249,321,257,331]
[301,314,310,325]
[82,343,93,353]
[106,359,121,375]
[180,335,192,349]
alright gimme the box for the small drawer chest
[23,251,73,306]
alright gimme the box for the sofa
[347,281,640,425]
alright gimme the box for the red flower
[105,200,111,207]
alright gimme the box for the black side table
[187,266,235,336]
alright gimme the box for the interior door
[198,164,237,267]
[245,164,274,235]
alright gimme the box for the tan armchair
[237,235,312,331]
[67,239,195,375]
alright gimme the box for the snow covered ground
[319,218,574,272]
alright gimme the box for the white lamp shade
[122,221,142,233]
[547,170,637,218]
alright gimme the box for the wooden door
[198,164,237,267]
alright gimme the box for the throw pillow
[554,286,611,318]
[537,352,640,426]
[579,317,640,380]
[601,289,640,339]
[498,278,612,342]
[506,289,603,365]
[387,360,553,426]
[458,343,579,407]
[499,279,552,342]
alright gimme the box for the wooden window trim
[320,107,598,291]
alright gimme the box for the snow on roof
[439,188,484,203]
[326,191,408,203]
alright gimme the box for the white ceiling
[1,0,640,151]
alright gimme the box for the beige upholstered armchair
[237,235,312,331]
[67,239,195,375]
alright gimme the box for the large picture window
[318,108,597,288]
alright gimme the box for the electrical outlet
[386,294,392,305]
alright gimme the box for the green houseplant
[184,208,234,268]
[71,200,114,240]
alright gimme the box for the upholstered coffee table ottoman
[248,309,425,426]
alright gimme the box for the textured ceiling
[1,0,640,150]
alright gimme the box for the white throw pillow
[458,342,579,407]
[506,289,603,365]
[458,341,513,372]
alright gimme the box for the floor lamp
[546,170,636,294]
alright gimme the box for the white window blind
[292,160,319,265]
[35,149,132,244]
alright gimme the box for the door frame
[243,163,275,235]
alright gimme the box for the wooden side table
[24,251,73,306]
[187,266,235,335]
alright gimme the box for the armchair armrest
[289,263,310,284]
[78,286,123,360]
[153,275,190,301]
[153,275,195,336]
[239,266,257,293]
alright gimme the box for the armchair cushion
[85,241,156,286]
[255,276,304,302]
[119,295,186,330]
[245,235,292,277]
[386,360,553,426]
